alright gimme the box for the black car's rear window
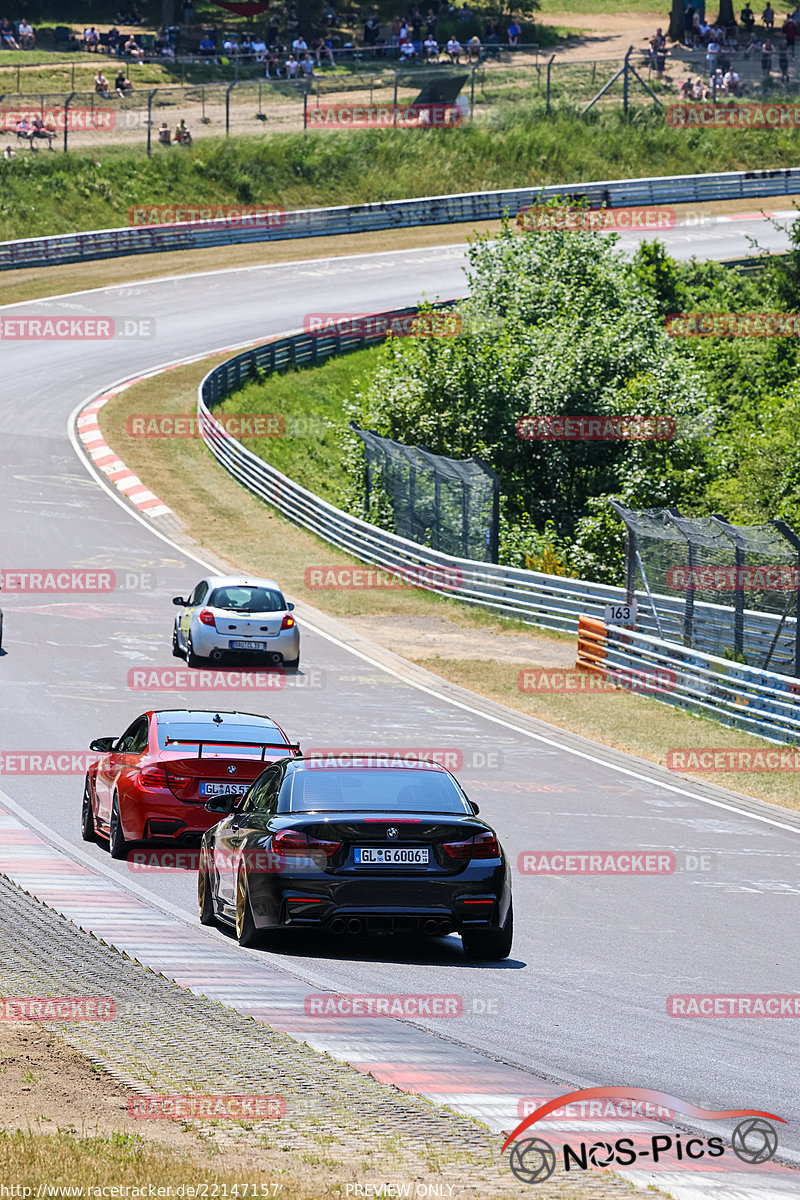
[157,720,287,755]
[208,586,285,613]
[280,767,469,813]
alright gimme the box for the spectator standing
[782,13,797,52]
[426,7,438,34]
[762,34,773,69]
[650,27,667,80]
[684,3,696,44]
[364,16,380,45]
[267,16,280,45]
[706,36,720,73]
[18,18,34,48]
[779,37,790,74]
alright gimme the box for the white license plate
[200,781,249,796]
[354,847,429,865]
[230,640,268,651]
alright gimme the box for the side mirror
[468,799,480,815]
[172,596,187,606]
[287,602,295,611]
[89,737,116,752]
[204,795,238,814]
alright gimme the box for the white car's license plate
[230,640,268,651]
[354,847,429,865]
[200,781,249,796]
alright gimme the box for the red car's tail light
[272,828,340,858]
[139,765,168,789]
[199,609,216,627]
[442,832,500,860]
[280,613,295,630]
[166,774,192,798]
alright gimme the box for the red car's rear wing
[163,738,301,759]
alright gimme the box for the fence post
[303,84,308,136]
[545,54,555,114]
[623,45,631,112]
[226,81,235,135]
[63,92,75,153]
[470,65,475,120]
[393,71,398,123]
[146,89,155,156]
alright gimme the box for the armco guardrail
[197,308,799,681]
[575,615,800,747]
[4,166,800,271]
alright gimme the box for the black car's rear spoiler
[164,738,301,760]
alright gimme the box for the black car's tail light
[442,831,500,860]
[272,828,341,858]
[198,609,216,627]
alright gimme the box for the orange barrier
[576,614,607,675]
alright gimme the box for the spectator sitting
[222,34,239,56]
[265,48,281,75]
[763,2,775,24]
[424,32,439,59]
[285,51,299,76]
[174,118,191,144]
[679,74,694,96]
[399,37,417,59]
[292,34,308,55]
[507,18,521,45]
[711,65,725,89]
[312,34,334,64]
[106,25,121,51]
[724,66,742,91]
[741,2,756,29]
[3,143,16,158]
[115,69,133,97]
[94,68,110,97]
[0,16,19,47]
[158,119,170,143]
[240,34,254,60]
[82,25,99,50]
[18,17,34,48]
[300,50,314,75]
[124,35,145,61]
[198,33,216,57]
[466,33,481,60]
[251,35,267,61]
[446,34,462,61]
[321,2,338,25]
[743,29,762,51]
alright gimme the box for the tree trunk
[163,0,176,27]
[716,0,737,26]
[668,0,685,42]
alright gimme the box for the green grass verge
[2,109,800,240]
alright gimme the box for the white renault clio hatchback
[172,575,300,669]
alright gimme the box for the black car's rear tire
[198,847,216,926]
[462,902,513,961]
[80,777,96,843]
[235,869,262,947]
[108,792,128,860]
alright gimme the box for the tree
[668,0,685,43]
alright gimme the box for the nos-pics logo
[502,1087,783,1184]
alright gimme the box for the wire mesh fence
[610,502,800,676]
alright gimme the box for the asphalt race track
[1,213,799,1181]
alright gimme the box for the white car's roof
[203,575,285,593]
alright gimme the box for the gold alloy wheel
[235,870,247,940]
